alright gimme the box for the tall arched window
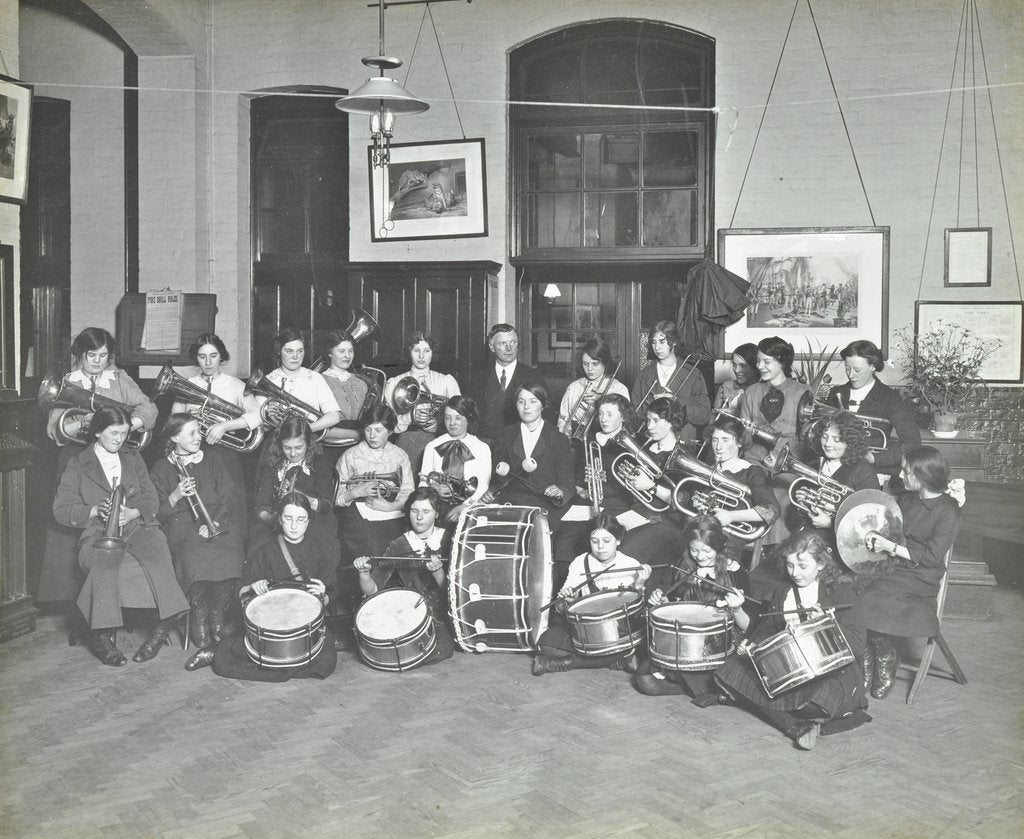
[510,20,715,395]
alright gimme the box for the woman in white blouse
[420,395,491,524]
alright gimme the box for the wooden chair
[897,547,968,704]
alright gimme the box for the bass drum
[448,505,552,652]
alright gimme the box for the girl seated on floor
[532,514,651,676]
[634,515,751,706]
[715,531,868,751]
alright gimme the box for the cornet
[797,394,891,453]
[771,445,853,517]
[247,369,328,442]
[38,376,152,450]
[668,449,766,541]
[153,364,264,453]
[424,471,479,503]
[609,429,673,512]
[336,470,402,502]
[172,454,228,540]
[391,376,448,428]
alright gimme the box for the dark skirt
[211,627,338,682]
[857,567,940,637]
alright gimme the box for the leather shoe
[89,630,127,667]
[133,618,176,663]
[184,647,216,671]
[871,636,901,700]
[187,583,212,649]
[531,654,572,676]
[610,652,638,674]
[788,720,820,751]
[861,637,876,695]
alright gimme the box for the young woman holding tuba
[38,327,159,606]
[52,406,187,666]
[149,413,245,652]
[317,327,382,449]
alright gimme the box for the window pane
[528,135,581,190]
[641,43,707,106]
[523,49,582,102]
[583,41,640,105]
[584,193,638,247]
[643,131,698,187]
[529,194,581,248]
[584,134,638,188]
[642,190,696,247]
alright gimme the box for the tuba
[172,454,228,540]
[667,448,766,542]
[309,307,382,372]
[609,428,673,512]
[38,376,152,450]
[771,445,854,517]
[424,471,479,503]
[563,361,623,442]
[153,364,264,453]
[797,393,891,453]
[246,369,328,442]
[94,482,128,551]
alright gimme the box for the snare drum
[448,505,552,652]
[354,588,437,672]
[746,613,855,698]
[566,589,645,657]
[648,602,735,671]
[244,587,325,669]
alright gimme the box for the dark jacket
[475,361,547,442]
[490,420,575,515]
[827,379,921,474]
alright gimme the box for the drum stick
[494,473,566,507]
[670,565,765,606]
[758,604,852,617]
[538,565,632,612]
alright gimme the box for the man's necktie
[499,368,507,391]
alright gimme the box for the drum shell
[648,603,735,671]
[747,613,855,698]
[244,588,326,669]
[566,590,645,656]
[354,588,437,672]
[448,505,553,653]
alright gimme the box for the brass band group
[38,315,964,750]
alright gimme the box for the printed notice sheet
[140,290,183,352]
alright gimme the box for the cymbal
[835,489,905,574]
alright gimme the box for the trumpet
[797,394,891,453]
[309,307,382,372]
[172,454,228,540]
[337,470,402,502]
[38,376,152,450]
[391,376,448,428]
[95,482,128,552]
[770,445,853,517]
[713,409,780,451]
[609,429,673,512]
[247,369,328,442]
[584,440,605,517]
[153,364,264,453]
[424,471,479,503]
[668,449,766,541]
[634,352,704,417]
[563,361,623,442]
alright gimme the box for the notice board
[116,293,217,366]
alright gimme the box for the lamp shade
[335,75,430,116]
[542,283,561,300]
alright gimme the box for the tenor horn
[38,376,152,450]
[771,444,853,517]
[797,394,891,453]
[609,429,672,512]
[667,448,766,542]
[246,369,328,442]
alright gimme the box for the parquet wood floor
[2,590,1022,839]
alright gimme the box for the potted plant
[893,319,1002,437]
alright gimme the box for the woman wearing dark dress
[635,516,751,705]
[150,414,245,650]
[184,493,337,680]
[716,531,867,751]
[857,446,964,700]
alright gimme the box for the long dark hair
[673,515,739,602]
[777,531,846,586]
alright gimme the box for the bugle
[94,482,128,551]
[585,440,605,516]
[247,369,328,442]
[424,471,479,503]
[309,307,382,372]
[38,376,152,450]
[770,445,853,517]
[564,361,623,442]
[797,393,891,453]
[153,364,264,453]
[337,470,402,502]
[713,408,780,451]
[667,449,766,542]
[609,429,673,512]
[172,454,228,541]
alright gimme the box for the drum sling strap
[583,555,601,595]
[277,536,309,583]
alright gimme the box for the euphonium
[309,307,382,372]
[246,369,328,442]
[667,449,766,542]
[94,482,128,551]
[38,376,152,450]
[797,394,891,453]
[424,471,479,503]
[564,361,623,442]
[337,470,402,502]
[770,444,853,517]
[172,454,228,541]
[609,429,672,512]
[585,440,605,516]
[713,408,780,451]
[153,364,264,453]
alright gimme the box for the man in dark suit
[475,323,547,443]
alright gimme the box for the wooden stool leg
[936,633,968,685]
[906,639,937,705]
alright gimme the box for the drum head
[356,588,428,640]
[569,589,639,616]
[246,589,321,631]
[651,602,723,625]
[835,489,906,573]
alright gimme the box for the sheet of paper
[560,504,594,522]
[615,510,651,531]
[140,289,183,352]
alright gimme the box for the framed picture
[719,226,890,356]
[369,138,487,242]
[944,227,992,287]
[0,75,32,205]
[915,300,1024,383]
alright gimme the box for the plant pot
[932,413,959,437]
